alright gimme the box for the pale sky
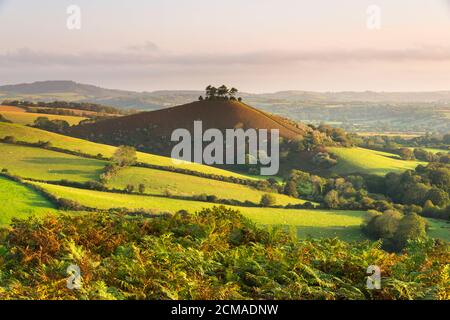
[1,0,450,92]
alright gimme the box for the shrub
[138,184,146,194]
[260,194,277,207]
[112,146,137,167]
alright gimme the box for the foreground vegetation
[0,207,448,300]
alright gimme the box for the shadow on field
[23,157,104,167]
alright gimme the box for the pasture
[107,167,305,206]
[0,176,56,225]
[328,147,425,176]
[29,181,369,241]
[0,143,106,182]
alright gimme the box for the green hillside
[0,143,106,182]
[328,147,425,176]
[0,176,56,225]
[0,122,253,179]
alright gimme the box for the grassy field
[0,122,253,179]
[0,176,56,225]
[427,218,450,242]
[107,167,305,206]
[328,147,425,176]
[28,181,369,241]
[0,108,86,125]
[0,143,106,182]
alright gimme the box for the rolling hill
[68,100,309,155]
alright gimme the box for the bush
[260,194,277,207]
[112,146,137,167]
[393,213,428,250]
[138,184,146,194]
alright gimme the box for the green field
[0,122,253,179]
[427,218,450,242]
[0,110,86,125]
[0,176,56,225]
[107,167,304,206]
[0,143,106,182]
[28,181,368,241]
[328,147,425,176]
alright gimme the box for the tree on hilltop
[204,85,242,101]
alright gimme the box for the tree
[398,148,414,160]
[393,213,427,250]
[125,184,135,193]
[33,117,70,133]
[229,87,238,100]
[205,85,217,100]
[284,180,299,198]
[260,194,277,207]
[138,183,146,194]
[113,146,137,167]
[217,85,229,99]
[198,96,204,101]
[371,210,403,239]
[425,187,449,207]
[324,190,340,209]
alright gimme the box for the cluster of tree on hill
[199,85,242,101]
[2,100,132,116]
[32,117,71,134]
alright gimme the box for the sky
[1,0,450,93]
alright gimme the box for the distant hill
[68,100,310,156]
[2,81,449,134]
[0,80,129,98]
[3,80,450,109]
